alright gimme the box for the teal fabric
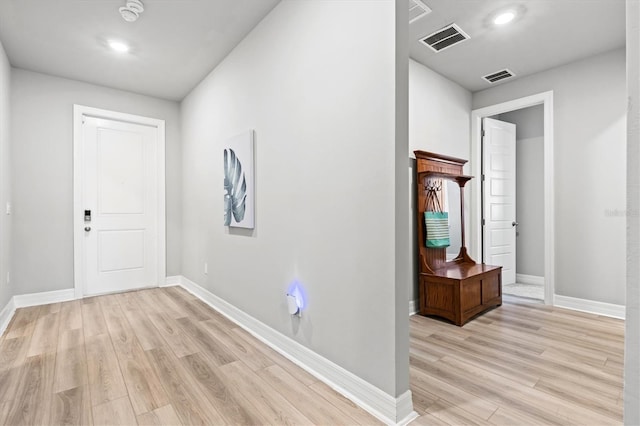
[425,211,450,248]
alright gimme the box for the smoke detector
[120,0,144,22]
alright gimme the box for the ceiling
[410,0,626,92]
[0,1,626,100]
[0,0,281,101]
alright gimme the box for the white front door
[79,114,161,296]
[483,117,517,285]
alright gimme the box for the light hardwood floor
[0,288,624,425]
[410,298,624,425]
[0,287,379,425]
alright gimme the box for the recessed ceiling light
[108,40,130,53]
[494,11,516,25]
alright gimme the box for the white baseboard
[162,275,181,287]
[0,297,16,337]
[409,299,419,316]
[396,390,419,425]
[1,288,75,337]
[554,294,625,319]
[175,275,415,425]
[0,278,205,336]
[516,274,544,286]
[13,288,75,308]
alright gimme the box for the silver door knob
[512,221,519,227]
[84,226,91,232]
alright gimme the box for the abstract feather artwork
[223,130,254,228]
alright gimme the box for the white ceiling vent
[420,24,470,52]
[483,69,515,84]
[409,0,432,24]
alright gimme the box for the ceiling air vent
[420,23,470,52]
[483,69,515,84]
[409,0,432,24]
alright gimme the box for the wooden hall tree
[414,151,502,326]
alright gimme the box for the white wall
[180,0,408,402]
[409,59,472,160]
[0,42,10,309]
[10,69,181,295]
[394,0,411,397]
[625,0,640,422]
[498,105,545,277]
[473,49,627,305]
[408,59,472,303]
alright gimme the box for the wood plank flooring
[0,287,378,425]
[410,297,624,425]
[0,288,624,425]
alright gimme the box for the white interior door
[81,116,160,296]
[483,117,517,285]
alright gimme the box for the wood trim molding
[554,294,625,319]
[174,275,417,425]
[515,274,545,286]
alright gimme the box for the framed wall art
[223,130,254,229]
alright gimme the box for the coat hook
[424,179,442,192]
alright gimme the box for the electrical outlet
[204,263,208,274]
[6,271,9,284]
[5,202,10,215]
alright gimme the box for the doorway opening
[470,91,555,305]
[485,106,545,301]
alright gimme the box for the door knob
[512,221,519,227]
[84,226,91,232]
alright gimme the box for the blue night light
[287,280,307,312]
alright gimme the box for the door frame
[72,105,166,299]
[470,91,554,305]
